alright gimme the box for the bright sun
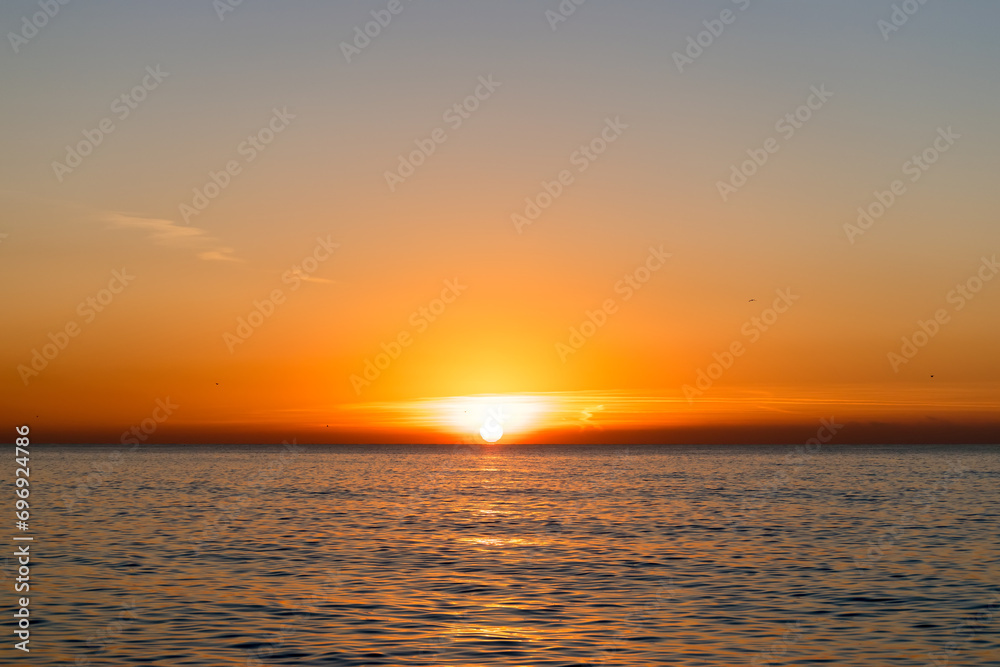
[479,410,504,443]
[433,395,550,443]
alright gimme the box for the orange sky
[2,2,999,444]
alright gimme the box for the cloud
[285,267,335,284]
[101,212,241,261]
[579,404,605,429]
[197,247,240,262]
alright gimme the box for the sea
[20,443,1000,665]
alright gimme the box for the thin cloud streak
[101,211,242,261]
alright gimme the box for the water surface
[21,443,1000,665]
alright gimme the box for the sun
[430,394,550,442]
[479,406,504,442]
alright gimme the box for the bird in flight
[748,298,757,302]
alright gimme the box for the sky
[2,0,999,444]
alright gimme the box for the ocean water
[20,443,1000,665]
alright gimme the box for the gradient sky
[2,1,999,444]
